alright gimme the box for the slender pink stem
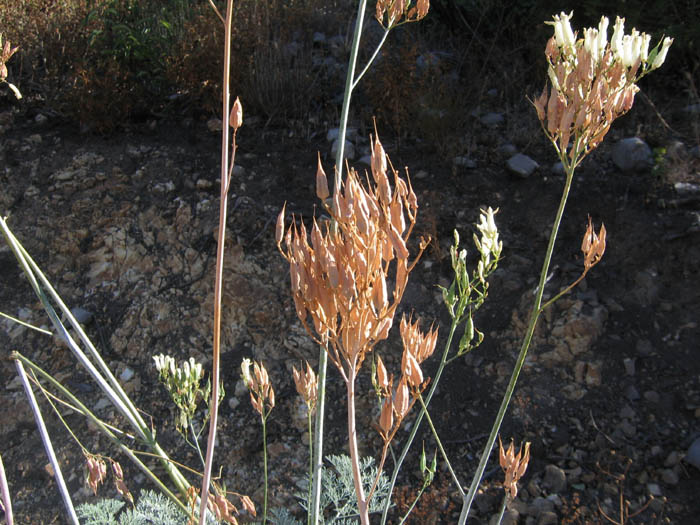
[346,365,369,525]
[199,1,234,522]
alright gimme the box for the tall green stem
[309,346,327,524]
[457,166,575,524]
[333,0,367,191]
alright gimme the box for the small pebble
[543,464,567,493]
[685,437,700,470]
[119,367,134,382]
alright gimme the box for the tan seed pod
[230,97,243,131]
[316,153,329,200]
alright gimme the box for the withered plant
[277,133,433,524]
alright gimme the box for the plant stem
[0,453,12,525]
[417,394,464,497]
[307,409,314,525]
[309,345,327,525]
[458,166,575,524]
[397,483,428,525]
[333,0,367,191]
[12,352,190,516]
[380,316,460,524]
[346,368,369,525]
[15,360,78,524]
[262,414,269,525]
[199,1,234,521]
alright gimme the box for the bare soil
[1,89,699,524]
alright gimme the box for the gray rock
[690,145,700,159]
[312,32,326,44]
[685,437,700,470]
[326,127,357,143]
[453,155,477,169]
[507,154,539,178]
[480,112,505,127]
[611,137,653,172]
[623,357,636,376]
[34,113,48,125]
[529,496,554,516]
[543,464,566,492]
[119,367,135,382]
[683,103,700,114]
[71,307,93,324]
[647,483,662,497]
[331,139,355,161]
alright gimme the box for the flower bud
[651,37,673,70]
[241,358,252,387]
[230,97,243,131]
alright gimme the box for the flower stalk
[458,13,671,523]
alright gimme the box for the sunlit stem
[262,411,270,525]
[380,316,461,524]
[309,343,327,525]
[346,366,369,525]
[199,0,235,521]
[333,0,368,190]
[0,453,12,525]
[417,394,464,497]
[15,360,78,524]
[12,352,190,516]
[306,408,314,525]
[458,161,576,524]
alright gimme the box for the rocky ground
[1,73,700,524]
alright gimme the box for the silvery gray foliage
[298,455,390,524]
[76,490,219,525]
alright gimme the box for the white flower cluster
[475,207,502,267]
[153,354,203,386]
[547,11,673,72]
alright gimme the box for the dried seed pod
[316,153,329,201]
[230,97,243,131]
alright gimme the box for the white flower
[476,207,502,264]
[549,11,576,50]
[241,358,252,387]
[596,16,609,57]
[611,16,625,59]
[640,33,651,62]
[651,37,673,70]
[584,27,599,60]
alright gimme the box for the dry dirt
[1,92,699,524]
